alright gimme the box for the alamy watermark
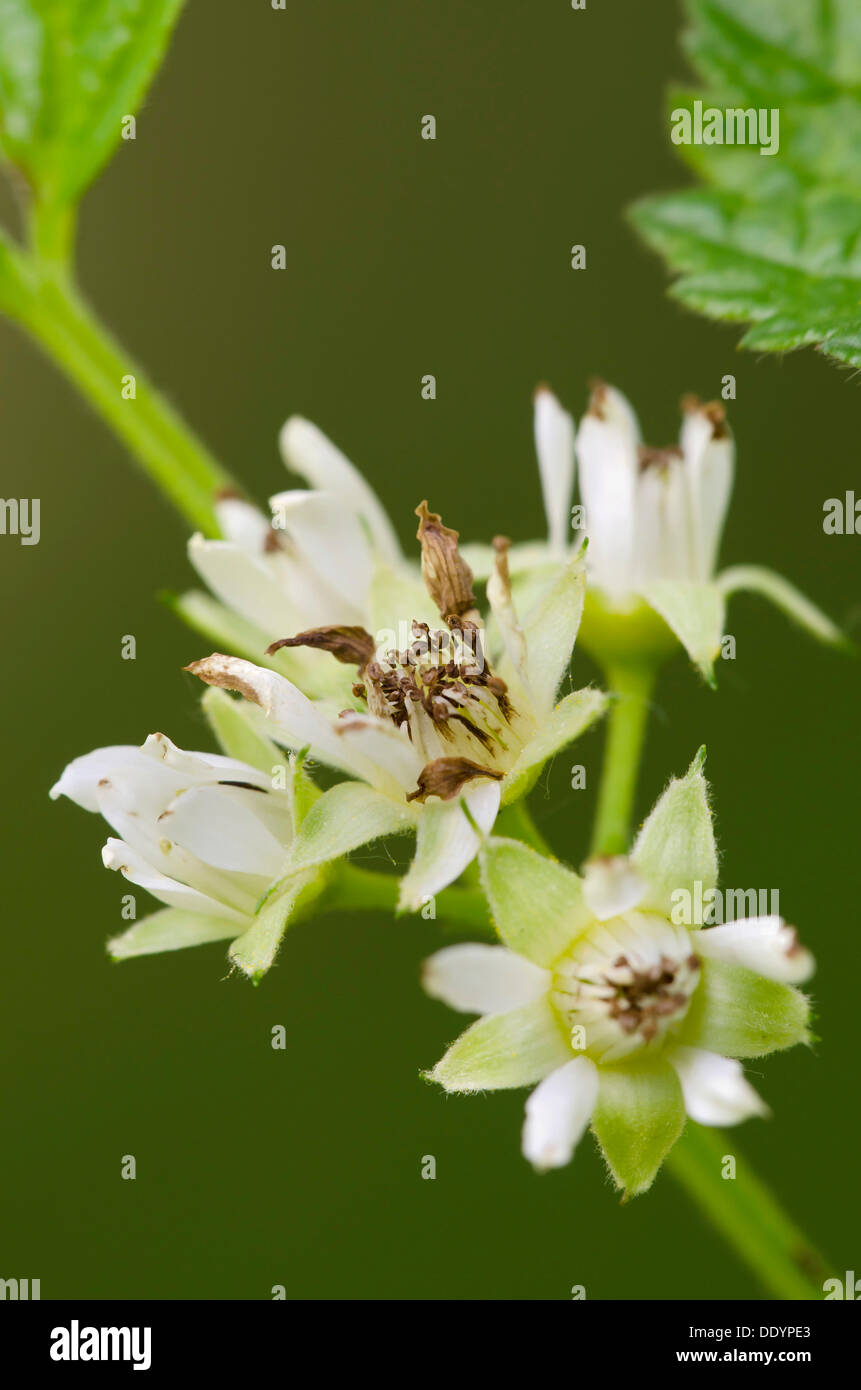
[671,881,779,927]
[0,498,40,545]
[671,101,779,157]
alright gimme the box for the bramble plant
[2,0,853,1300]
[631,0,861,371]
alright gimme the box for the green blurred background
[1,0,858,1300]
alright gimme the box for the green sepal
[428,999,572,1093]
[229,866,329,984]
[286,780,411,874]
[478,837,591,966]
[682,959,811,1059]
[631,747,718,916]
[107,907,236,960]
[592,1060,686,1198]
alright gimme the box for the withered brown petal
[406,756,503,804]
[415,500,476,620]
[266,625,376,668]
[184,655,264,706]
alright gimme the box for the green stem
[319,864,494,936]
[496,800,554,856]
[1,247,236,535]
[590,662,656,856]
[667,1126,830,1299]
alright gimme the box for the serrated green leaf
[0,0,185,208]
[631,0,861,369]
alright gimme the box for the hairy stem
[320,864,494,936]
[496,800,555,856]
[590,662,655,856]
[1,247,236,535]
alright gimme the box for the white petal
[140,731,272,788]
[631,454,694,585]
[522,1056,599,1171]
[50,746,156,812]
[581,856,646,920]
[680,400,734,581]
[575,385,640,597]
[157,783,291,879]
[267,489,373,611]
[186,656,407,799]
[279,416,402,563]
[671,1045,769,1126]
[533,387,576,554]
[188,534,301,636]
[333,711,423,793]
[101,837,245,923]
[422,944,550,1014]
[398,779,501,910]
[214,496,273,552]
[94,781,264,915]
[692,917,814,984]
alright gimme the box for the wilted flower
[50,693,325,979]
[423,749,814,1195]
[187,504,606,911]
[468,383,844,682]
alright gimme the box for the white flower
[186,505,606,911]
[174,416,435,702]
[423,749,814,1194]
[50,694,325,980]
[468,383,844,682]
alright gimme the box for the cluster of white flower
[53,383,836,1193]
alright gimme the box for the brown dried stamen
[605,952,699,1042]
[415,500,477,621]
[266,625,376,668]
[406,757,504,803]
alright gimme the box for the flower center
[550,911,700,1064]
[359,619,519,770]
